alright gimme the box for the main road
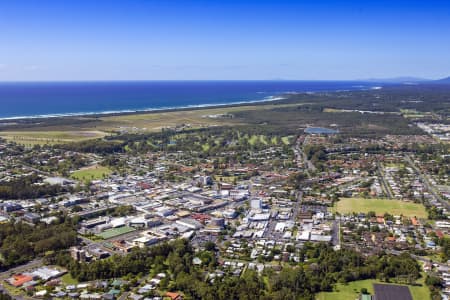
[404,154,450,211]
[376,162,393,199]
[0,259,43,281]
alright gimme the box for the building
[7,274,33,287]
[165,292,183,300]
[133,236,159,248]
[23,212,40,224]
[250,199,262,210]
[87,247,110,260]
[176,218,203,230]
[70,247,86,262]
[2,202,22,213]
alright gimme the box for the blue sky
[1,0,449,81]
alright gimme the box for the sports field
[316,278,430,300]
[71,165,112,181]
[332,197,427,218]
[96,226,136,239]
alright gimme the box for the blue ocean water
[0,81,380,119]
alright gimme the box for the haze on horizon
[1,0,450,81]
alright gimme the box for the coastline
[0,95,288,122]
[0,81,383,122]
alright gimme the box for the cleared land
[316,278,430,300]
[0,130,106,146]
[333,197,428,218]
[71,165,112,181]
[0,103,301,143]
[97,103,303,131]
[61,273,79,285]
[96,226,136,239]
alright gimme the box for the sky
[1,0,450,81]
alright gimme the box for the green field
[202,143,210,151]
[71,165,112,181]
[333,197,428,218]
[214,175,237,183]
[96,226,136,239]
[0,130,106,146]
[316,279,430,300]
[281,136,292,145]
[61,273,79,285]
[248,135,260,145]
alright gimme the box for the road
[332,220,341,248]
[388,249,448,269]
[0,259,43,300]
[404,154,450,211]
[376,162,393,199]
[20,163,54,177]
[292,191,303,221]
[294,136,316,176]
[0,259,43,280]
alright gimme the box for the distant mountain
[432,76,450,84]
[361,76,431,83]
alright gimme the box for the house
[23,212,40,224]
[8,274,33,287]
[165,292,183,300]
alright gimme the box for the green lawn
[214,175,237,183]
[202,143,210,151]
[0,130,106,146]
[333,197,428,218]
[316,279,430,300]
[96,226,136,239]
[281,136,292,145]
[259,135,268,145]
[317,279,376,300]
[248,135,260,145]
[71,165,111,181]
[61,273,79,285]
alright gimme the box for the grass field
[323,108,349,113]
[214,175,237,183]
[98,103,301,132]
[332,197,428,218]
[0,103,302,141]
[0,130,107,146]
[281,136,292,145]
[61,273,79,285]
[316,279,430,300]
[248,135,261,145]
[71,165,111,181]
[96,226,136,239]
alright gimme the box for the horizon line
[0,77,444,83]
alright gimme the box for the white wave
[0,96,286,121]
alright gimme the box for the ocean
[0,81,380,119]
